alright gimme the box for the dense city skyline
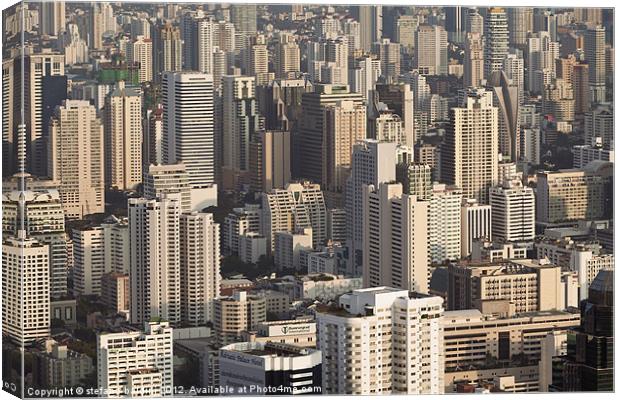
[1,2,615,398]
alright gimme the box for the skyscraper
[2,53,65,177]
[180,212,220,326]
[585,26,607,103]
[221,75,262,188]
[298,84,363,183]
[463,32,484,87]
[414,25,448,75]
[104,81,143,190]
[346,140,398,276]
[316,287,444,394]
[507,7,533,49]
[487,70,521,161]
[323,100,367,198]
[128,35,153,83]
[48,100,105,219]
[363,182,429,293]
[441,89,499,204]
[39,1,65,36]
[484,8,509,78]
[128,197,181,325]
[162,72,216,209]
[562,270,613,391]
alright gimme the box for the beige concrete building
[104,81,143,190]
[536,164,612,224]
[48,100,104,219]
[143,163,192,213]
[101,272,130,314]
[441,88,498,204]
[316,287,444,394]
[323,99,366,195]
[363,183,429,294]
[128,35,153,83]
[213,291,266,347]
[441,308,579,372]
[299,84,364,184]
[447,259,566,313]
[261,182,326,251]
[248,130,291,193]
[463,32,484,87]
[275,39,300,79]
[415,24,448,75]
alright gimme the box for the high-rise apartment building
[363,183,429,293]
[180,212,221,326]
[153,22,182,82]
[299,84,363,184]
[40,1,65,36]
[484,8,509,78]
[414,25,448,75]
[345,140,398,276]
[316,287,444,394]
[429,184,462,264]
[143,163,192,213]
[2,189,67,298]
[127,35,153,83]
[261,182,327,251]
[97,321,173,397]
[463,32,484,87]
[2,233,50,345]
[375,83,415,146]
[584,104,613,150]
[72,226,106,296]
[507,8,533,49]
[373,38,401,83]
[441,88,499,204]
[585,26,607,103]
[128,197,181,325]
[490,181,536,243]
[214,291,266,347]
[48,100,104,219]
[323,100,367,196]
[104,81,142,190]
[248,130,291,193]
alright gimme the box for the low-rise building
[241,318,317,347]
[33,340,94,389]
[219,342,322,395]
